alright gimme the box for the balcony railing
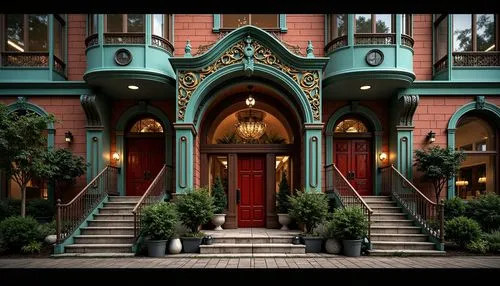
[401,34,414,49]
[104,33,145,45]
[434,55,448,73]
[85,34,99,48]
[325,35,348,54]
[354,33,395,45]
[151,35,174,55]
[53,55,66,75]
[453,52,500,67]
[1,52,49,67]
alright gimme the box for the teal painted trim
[0,81,91,95]
[98,14,104,66]
[401,81,500,95]
[447,15,453,80]
[279,14,287,32]
[446,100,500,199]
[116,134,125,196]
[395,14,401,67]
[213,14,221,32]
[175,130,194,193]
[304,129,322,192]
[323,69,415,84]
[53,196,109,254]
[325,104,383,195]
[324,15,328,48]
[83,69,175,85]
[49,15,54,80]
[85,131,103,183]
[347,14,354,46]
[145,14,151,67]
[6,99,55,132]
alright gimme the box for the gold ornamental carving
[177,37,321,121]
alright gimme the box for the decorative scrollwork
[177,37,321,121]
[453,52,500,67]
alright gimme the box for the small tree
[414,145,466,203]
[211,176,227,214]
[276,171,291,214]
[288,190,329,235]
[175,187,214,234]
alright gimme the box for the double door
[334,139,372,196]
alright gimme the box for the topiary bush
[276,171,291,214]
[465,193,500,232]
[329,206,369,240]
[26,199,55,220]
[0,216,41,252]
[211,176,227,214]
[288,190,329,235]
[175,187,214,234]
[445,216,482,248]
[483,230,500,253]
[444,197,467,221]
[140,201,178,241]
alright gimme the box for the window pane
[333,14,347,38]
[5,14,25,52]
[221,14,249,28]
[456,157,495,199]
[334,119,368,133]
[106,14,123,32]
[209,155,228,195]
[375,14,392,33]
[456,116,496,151]
[251,14,278,28]
[453,14,472,52]
[129,118,163,133]
[127,14,144,32]
[356,14,372,33]
[28,14,48,51]
[54,17,63,59]
[152,14,164,37]
[477,14,495,51]
[436,15,448,60]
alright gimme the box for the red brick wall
[413,14,433,80]
[67,14,87,81]
[282,14,325,57]
[0,97,87,202]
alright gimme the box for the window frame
[452,14,498,52]
[151,14,173,42]
[354,14,395,34]
[2,14,50,52]
[213,14,287,33]
[104,14,146,33]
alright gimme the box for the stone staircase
[198,228,306,257]
[364,196,445,256]
[60,196,141,256]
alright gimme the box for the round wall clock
[365,49,384,66]
[114,48,132,66]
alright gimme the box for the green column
[395,127,414,179]
[174,123,197,194]
[304,124,323,192]
[85,128,104,183]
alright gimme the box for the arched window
[334,118,368,133]
[455,115,497,199]
[129,118,163,133]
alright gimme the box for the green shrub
[21,241,42,254]
[444,197,467,221]
[0,199,21,220]
[175,188,214,234]
[276,171,291,214]
[26,199,55,219]
[466,238,488,254]
[0,216,41,252]
[483,230,500,253]
[211,176,227,214]
[329,206,369,240]
[288,190,329,235]
[140,202,178,240]
[444,216,482,248]
[465,193,500,232]
[37,220,56,240]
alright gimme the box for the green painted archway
[325,103,383,195]
[115,102,173,196]
[446,97,500,199]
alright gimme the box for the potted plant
[211,176,228,230]
[288,190,329,253]
[330,206,369,257]
[140,201,178,257]
[276,171,292,230]
[175,187,215,253]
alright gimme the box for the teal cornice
[323,69,415,87]
[0,81,92,95]
[169,25,328,71]
[83,69,176,85]
[401,81,500,95]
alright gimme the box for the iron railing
[132,164,173,240]
[381,165,444,243]
[452,51,500,67]
[401,34,414,49]
[104,33,145,45]
[1,52,49,67]
[434,55,448,73]
[325,35,348,54]
[326,163,373,242]
[354,33,395,45]
[85,34,99,48]
[151,35,174,55]
[56,165,119,244]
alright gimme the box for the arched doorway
[332,117,373,196]
[125,117,165,196]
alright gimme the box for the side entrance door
[126,138,165,196]
[334,139,372,196]
[238,155,265,227]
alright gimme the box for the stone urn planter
[168,238,182,254]
[277,213,291,230]
[325,238,342,254]
[211,214,226,231]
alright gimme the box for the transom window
[453,14,496,52]
[334,119,368,133]
[105,14,145,33]
[355,14,393,33]
[129,118,163,133]
[221,14,279,29]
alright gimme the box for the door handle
[236,188,240,205]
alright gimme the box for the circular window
[114,48,133,66]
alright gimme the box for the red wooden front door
[334,139,372,196]
[238,155,265,227]
[126,138,165,196]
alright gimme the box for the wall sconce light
[378,152,388,162]
[112,152,120,162]
[478,177,487,184]
[426,131,436,143]
[64,131,73,143]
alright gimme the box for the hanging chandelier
[235,85,266,140]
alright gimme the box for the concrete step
[103,201,137,208]
[87,220,134,227]
[371,241,436,250]
[108,196,142,202]
[200,243,305,254]
[371,219,415,227]
[370,234,429,242]
[367,249,446,256]
[212,236,293,244]
[74,235,135,244]
[64,244,133,253]
[93,214,135,221]
[365,201,398,208]
[371,213,408,220]
[370,226,422,234]
[370,206,403,213]
[99,207,134,214]
[52,253,136,258]
[362,196,393,202]
[80,227,135,235]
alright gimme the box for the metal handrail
[56,165,119,244]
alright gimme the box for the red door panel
[333,139,372,196]
[126,138,165,196]
[238,155,265,227]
